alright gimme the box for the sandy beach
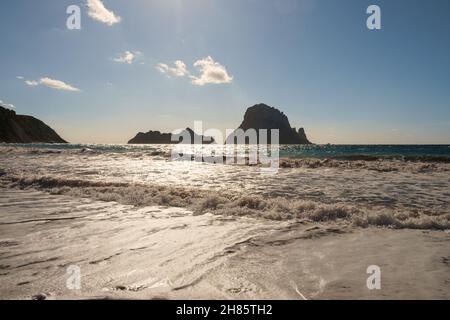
[1,188,449,300]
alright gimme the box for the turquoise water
[2,143,450,161]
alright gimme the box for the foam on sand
[1,189,449,299]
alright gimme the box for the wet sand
[1,189,449,300]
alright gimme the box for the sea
[2,143,450,160]
[0,143,449,299]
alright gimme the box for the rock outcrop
[226,103,311,144]
[128,127,215,144]
[0,106,67,143]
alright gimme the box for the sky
[0,0,449,144]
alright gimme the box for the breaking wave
[1,172,448,231]
[2,145,449,173]
[0,145,172,158]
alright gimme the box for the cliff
[0,106,67,143]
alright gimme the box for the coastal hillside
[0,106,67,143]
[226,103,311,144]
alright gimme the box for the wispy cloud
[16,76,24,80]
[86,0,121,26]
[156,56,233,86]
[114,51,141,64]
[22,77,80,92]
[25,80,39,86]
[156,63,169,74]
[0,99,15,109]
[156,60,189,77]
[39,77,80,91]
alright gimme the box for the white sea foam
[1,145,449,230]
[1,171,448,230]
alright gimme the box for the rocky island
[128,127,215,144]
[128,103,310,145]
[0,105,67,143]
[226,103,311,144]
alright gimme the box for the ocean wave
[331,154,450,163]
[279,158,450,173]
[2,145,449,174]
[1,172,448,231]
[0,145,172,158]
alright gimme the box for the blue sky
[1,0,449,144]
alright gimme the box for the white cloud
[171,60,189,77]
[0,99,15,109]
[191,56,233,86]
[156,56,233,86]
[86,0,121,26]
[114,51,141,64]
[156,60,189,77]
[39,77,80,91]
[156,63,169,74]
[23,77,80,92]
[16,76,24,80]
[25,80,39,86]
